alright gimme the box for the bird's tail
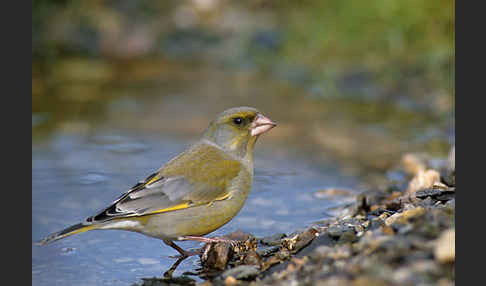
[36,223,97,246]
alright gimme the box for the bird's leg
[163,239,201,258]
[163,256,185,278]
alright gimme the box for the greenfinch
[38,106,276,258]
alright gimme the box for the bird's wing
[88,143,242,223]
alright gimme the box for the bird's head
[203,106,276,159]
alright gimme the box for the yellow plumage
[37,106,276,257]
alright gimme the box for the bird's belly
[140,193,248,240]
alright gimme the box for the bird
[37,106,277,259]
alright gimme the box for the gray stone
[221,265,260,280]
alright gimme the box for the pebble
[259,233,287,246]
[313,245,333,258]
[326,224,355,239]
[221,265,260,280]
[385,207,425,226]
[281,228,318,253]
[201,241,233,270]
[406,169,441,194]
[434,228,455,263]
[224,276,238,286]
[415,187,455,200]
[242,250,262,266]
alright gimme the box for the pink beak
[250,113,277,136]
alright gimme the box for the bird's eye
[233,117,243,125]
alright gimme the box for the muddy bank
[133,149,455,286]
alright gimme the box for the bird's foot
[163,239,202,259]
[179,235,238,246]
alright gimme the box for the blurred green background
[32,0,454,178]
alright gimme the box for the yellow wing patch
[147,202,191,215]
[144,193,231,215]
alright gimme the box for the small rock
[327,224,355,239]
[221,265,260,280]
[378,212,390,221]
[339,230,359,243]
[201,241,234,270]
[328,245,351,260]
[406,169,441,195]
[392,267,416,285]
[258,245,280,257]
[296,232,335,258]
[417,196,436,207]
[241,250,262,266]
[415,187,455,200]
[260,253,287,272]
[315,276,350,286]
[385,207,425,226]
[313,245,333,258]
[434,228,455,264]
[281,227,318,253]
[259,233,287,246]
[384,198,402,212]
[285,257,308,274]
[275,248,291,260]
[224,276,238,286]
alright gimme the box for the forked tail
[36,223,96,246]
